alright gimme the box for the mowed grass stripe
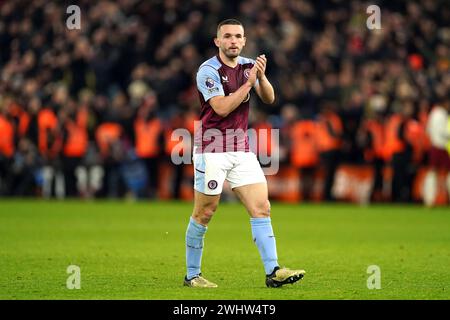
[0,200,449,299]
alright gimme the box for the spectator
[385,99,415,202]
[316,101,343,201]
[0,0,449,202]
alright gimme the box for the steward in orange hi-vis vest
[358,113,386,202]
[316,109,343,153]
[317,103,343,201]
[37,107,61,160]
[8,102,30,139]
[164,112,196,157]
[63,107,89,158]
[95,122,124,198]
[37,107,64,199]
[290,120,318,168]
[134,103,164,198]
[0,113,15,158]
[134,115,162,159]
[164,111,197,199]
[384,113,406,162]
[61,106,89,197]
[95,122,123,159]
[361,118,385,162]
[0,108,16,196]
[387,100,415,203]
[290,119,319,201]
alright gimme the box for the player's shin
[186,217,207,280]
[250,217,279,275]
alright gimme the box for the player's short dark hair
[217,19,243,32]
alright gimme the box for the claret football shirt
[195,55,258,153]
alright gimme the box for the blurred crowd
[0,0,449,201]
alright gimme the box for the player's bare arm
[209,65,258,117]
[254,54,275,104]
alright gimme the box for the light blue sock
[186,217,207,280]
[251,217,279,275]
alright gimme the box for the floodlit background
[1,0,449,204]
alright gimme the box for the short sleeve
[196,66,225,102]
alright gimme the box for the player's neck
[218,51,239,68]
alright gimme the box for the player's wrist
[244,81,254,89]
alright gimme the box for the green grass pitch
[0,200,449,299]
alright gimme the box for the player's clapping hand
[247,64,258,86]
[255,54,267,79]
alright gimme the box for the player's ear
[242,36,246,47]
[214,37,220,48]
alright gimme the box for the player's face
[215,24,246,58]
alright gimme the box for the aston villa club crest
[244,68,251,79]
[208,180,218,190]
[205,77,215,88]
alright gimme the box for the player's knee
[193,203,218,225]
[251,200,271,218]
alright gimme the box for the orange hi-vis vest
[134,118,162,158]
[405,119,428,163]
[165,127,190,157]
[316,112,343,152]
[38,108,61,157]
[8,102,30,138]
[96,123,122,158]
[290,120,319,168]
[165,116,196,156]
[362,119,385,161]
[63,108,89,158]
[384,114,405,161]
[0,115,14,158]
[165,129,178,156]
